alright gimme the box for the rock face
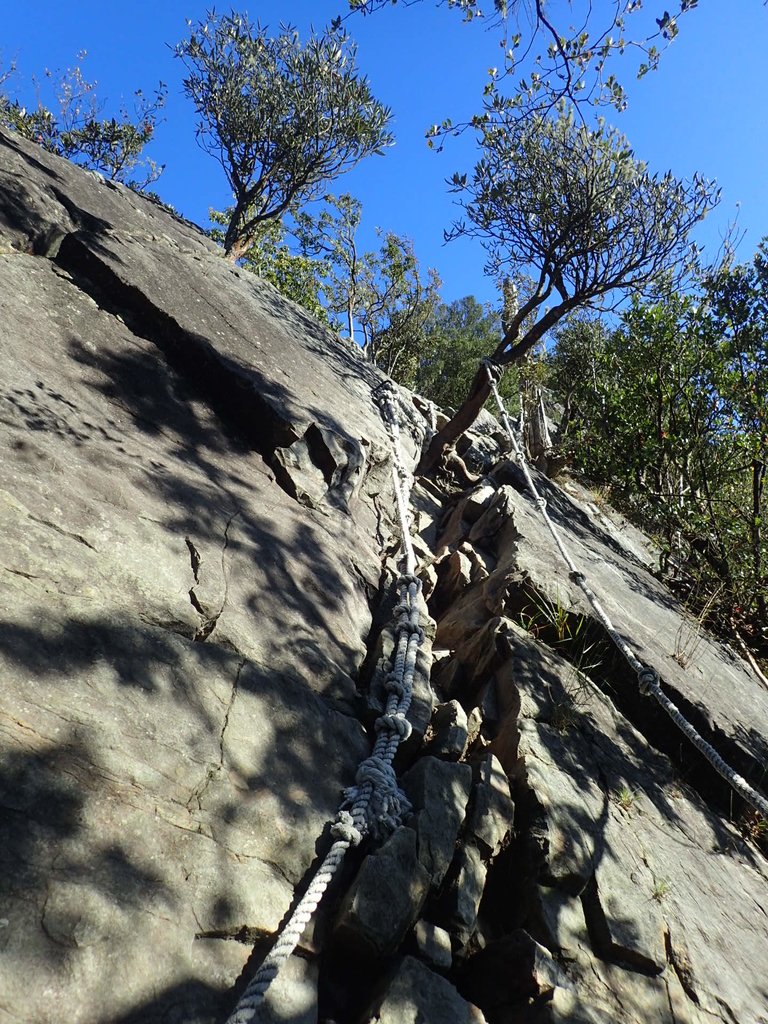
[1,129,768,1024]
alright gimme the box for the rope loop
[330,810,364,847]
[397,572,422,589]
[535,497,548,511]
[383,672,407,697]
[395,620,425,643]
[481,357,502,385]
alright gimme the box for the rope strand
[225,381,428,1023]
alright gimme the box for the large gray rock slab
[0,129,418,1022]
[487,467,768,797]
[500,630,768,1023]
[365,955,487,1024]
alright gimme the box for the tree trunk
[416,293,580,476]
[417,364,492,474]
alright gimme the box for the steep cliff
[1,130,766,1024]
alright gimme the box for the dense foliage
[175,13,393,260]
[549,252,768,653]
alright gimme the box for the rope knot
[535,497,548,511]
[375,712,413,740]
[383,671,406,697]
[398,572,422,589]
[346,755,412,837]
[637,666,660,695]
[330,810,364,847]
[396,620,425,643]
[569,570,586,585]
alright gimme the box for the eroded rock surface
[2,129,767,1024]
[0,129,419,1023]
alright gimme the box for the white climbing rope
[482,360,768,820]
[225,380,427,1024]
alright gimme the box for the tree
[208,209,329,322]
[296,195,441,380]
[549,272,768,653]
[0,54,165,189]
[175,12,393,261]
[413,295,503,409]
[351,0,699,129]
[355,231,442,379]
[295,193,364,344]
[418,106,718,472]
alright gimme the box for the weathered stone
[333,827,430,957]
[433,548,474,611]
[366,955,487,1024]
[530,886,589,962]
[466,706,484,748]
[514,719,606,892]
[459,482,497,523]
[413,919,453,972]
[459,929,566,1011]
[468,487,516,550]
[445,843,487,950]
[5,126,768,1024]
[402,757,472,887]
[582,822,667,974]
[254,953,319,1024]
[0,128,403,1022]
[426,700,469,761]
[466,754,514,859]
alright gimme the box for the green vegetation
[175,12,393,260]
[549,253,768,659]
[296,194,441,376]
[419,107,717,472]
[0,53,165,189]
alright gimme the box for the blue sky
[2,2,767,309]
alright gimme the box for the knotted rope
[225,380,427,1024]
[482,360,768,819]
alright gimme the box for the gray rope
[225,381,428,1023]
[482,360,768,820]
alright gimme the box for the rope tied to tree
[224,379,428,1024]
[482,360,768,821]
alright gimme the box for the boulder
[365,956,487,1024]
[333,827,430,957]
[402,757,473,887]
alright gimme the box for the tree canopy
[418,105,718,471]
[175,12,393,260]
[351,0,699,128]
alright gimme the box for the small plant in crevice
[738,809,768,852]
[518,587,606,730]
[652,878,671,902]
[615,785,639,811]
